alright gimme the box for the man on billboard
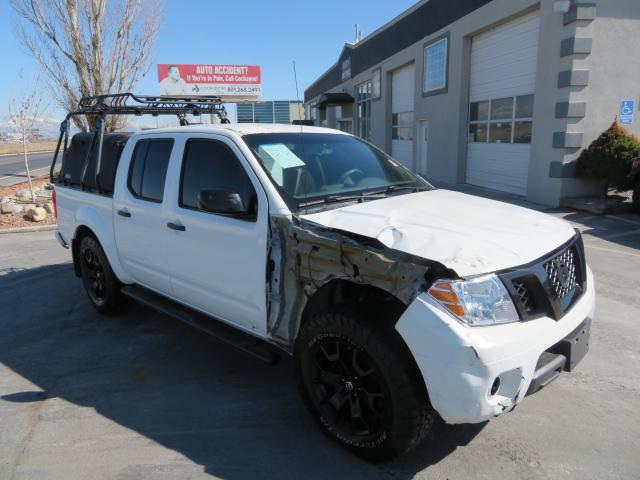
[159,65,189,95]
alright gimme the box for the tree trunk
[22,137,36,202]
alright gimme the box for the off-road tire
[294,307,436,462]
[78,235,123,314]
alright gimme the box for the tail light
[52,187,58,219]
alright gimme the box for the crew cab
[53,120,595,461]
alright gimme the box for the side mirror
[197,188,249,217]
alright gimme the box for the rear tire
[294,307,435,462]
[78,235,123,314]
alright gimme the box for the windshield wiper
[298,193,387,209]
[297,185,429,209]
[361,185,430,197]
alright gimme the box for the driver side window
[179,139,258,219]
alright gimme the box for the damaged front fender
[266,215,456,349]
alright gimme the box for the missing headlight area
[266,215,456,349]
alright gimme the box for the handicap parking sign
[620,100,635,124]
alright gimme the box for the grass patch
[0,141,58,155]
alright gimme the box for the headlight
[427,274,520,326]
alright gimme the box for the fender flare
[72,205,133,284]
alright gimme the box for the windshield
[243,132,432,211]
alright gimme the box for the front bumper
[395,266,595,424]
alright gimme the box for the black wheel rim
[308,336,389,445]
[81,244,107,306]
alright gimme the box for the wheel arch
[297,279,430,401]
[71,207,132,283]
[300,279,407,332]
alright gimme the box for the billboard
[157,64,261,100]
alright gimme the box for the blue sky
[0,0,416,119]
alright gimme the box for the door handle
[117,209,131,218]
[167,222,186,232]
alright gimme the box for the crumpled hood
[300,189,575,277]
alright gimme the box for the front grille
[501,233,586,321]
[512,280,536,314]
[543,247,578,300]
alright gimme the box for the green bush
[574,120,640,193]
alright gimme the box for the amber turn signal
[428,281,465,317]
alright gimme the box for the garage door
[466,10,540,195]
[391,63,415,169]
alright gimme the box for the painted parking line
[569,215,597,223]
[607,214,640,227]
[584,228,640,242]
[563,213,640,233]
[584,243,640,259]
[602,228,640,240]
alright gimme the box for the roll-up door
[466,11,540,195]
[391,63,415,169]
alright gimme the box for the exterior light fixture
[554,0,571,13]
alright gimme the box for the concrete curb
[0,224,57,234]
[561,196,633,215]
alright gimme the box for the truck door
[164,136,269,336]
[113,137,174,295]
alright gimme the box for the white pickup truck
[53,121,594,461]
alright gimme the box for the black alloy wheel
[309,336,390,446]
[295,308,436,461]
[81,242,107,306]
[78,235,123,314]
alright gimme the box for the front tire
[632,183,640,215]
[78,235,123,314]
[294,308,435,462]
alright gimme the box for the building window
[319,107,327,127]
[273,101,291,124]
[372,68,382,100]
[236,101,297,124]
[236,104,254,123]
[356,81,372,140]
[308,103,317,124]
[391,111,414,140]
[254,102,274,123]
[338,120,353,134]
[423,36,448,94]
[335,105,353,133]
[342,57,351,81]
[468,94,534,144]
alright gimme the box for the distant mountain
[0,115,62,140]
[0,113,223,139]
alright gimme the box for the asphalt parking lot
[1,210,639,479]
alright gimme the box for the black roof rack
[73,93,228,118]
[50,93,229,184]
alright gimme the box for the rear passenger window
[128,139,173,202]
[179,139,257,215]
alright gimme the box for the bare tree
[10,0,163,132]
[8,72,47,202]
